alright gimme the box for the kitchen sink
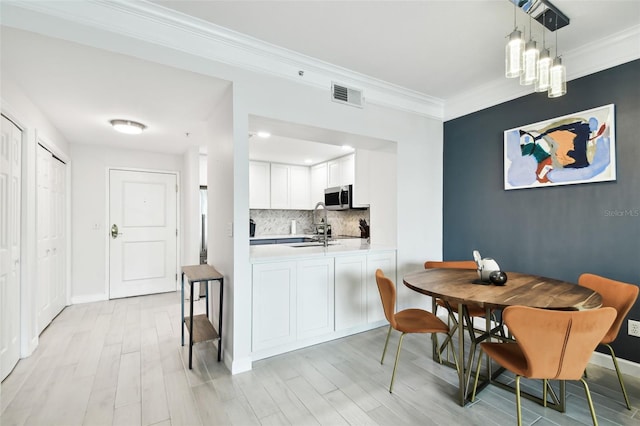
[288,241,339,248]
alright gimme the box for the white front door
[109,169,177,299]
[1,115,21,381]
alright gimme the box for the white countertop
[250,237,395,262]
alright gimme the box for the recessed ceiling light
[341,145,353,151]
[256,131,271,138]
[110,119,146,135]
[304,159,313,164]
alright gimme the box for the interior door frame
[104,167,181,299]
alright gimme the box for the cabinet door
[289,165,310,209]
[340,154,355,186]
[249,161,270,209]
[296,258,334,339]
[310,163,328,209]
[252,261,297,351]
[366,251,397,324]
[335,255,367,330]
[270,163,290,209]
[327,160,341,187]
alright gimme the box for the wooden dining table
[402,268,602,409]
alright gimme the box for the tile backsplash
[250,208,370,237]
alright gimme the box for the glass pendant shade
[535,48,552,92]
[548,57,567,98]
[520,40,539,86]
[505,29,524,78]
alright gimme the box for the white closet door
[1,115,22,381]
[36,144,66,334]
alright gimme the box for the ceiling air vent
[331,82,364,108]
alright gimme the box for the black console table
[181,264,224,369]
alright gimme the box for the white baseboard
[589,350,640,377]
[71,293,108,304]
[230,354,252,375]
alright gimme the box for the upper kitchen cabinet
[270,163,310,210]
[310,162,328,208]
[327,153,355,187]
[250,161,270,209]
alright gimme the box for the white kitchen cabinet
[327,159,341,187]
[327,153,355,187]
[366,251,396,323]
[334,255,367,330]
[290,165,310,209]
[249,161,271,209]
[252,261,297,352]
[268,163,310,210]
[310,162,328,208]
[296,258,334,339]
[270,163,290,209]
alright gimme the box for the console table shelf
[181,264,224,369]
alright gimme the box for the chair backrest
[578,273,639,344]
[503,305,616,381]
[375,269,397,328]
[424,260,477,270]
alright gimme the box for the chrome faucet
[313,202,329,247]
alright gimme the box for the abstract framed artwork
[504,104,616,190]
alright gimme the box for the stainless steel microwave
[324,185,352,210]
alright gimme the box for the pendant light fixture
[535,27,552,92]
[548,14,567,98]
[520,15,540,86]
[504,0,569,97]
[505,1,524,78]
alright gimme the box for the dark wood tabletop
[403,268,602,311]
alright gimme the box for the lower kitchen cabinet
[251,249,396,359]
[252,261,297,352]
[365,251,396,323]
[296,258,334,339]
[334,255,367,330]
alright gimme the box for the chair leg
[604,343,631,409]
[542,379,548,407]
[580,377,599,426]
[381,325,392,365]
[515,375,523,426]
[389,333,406,393]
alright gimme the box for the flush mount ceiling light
[256,131,271,138]
[504,0,569,97]
[110,119,146,134]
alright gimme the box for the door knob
[111,224,123,239]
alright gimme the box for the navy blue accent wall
[443,60,640,363]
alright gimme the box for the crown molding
[1,0,444,119]
[444,25,640,121]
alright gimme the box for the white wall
[205,87,239,369]
[1,74,70,356]
[2,5,444,373]
[182,146,200,266]
[69,143,182,302]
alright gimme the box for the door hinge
[175,273,178,281]
[176,229,178,236]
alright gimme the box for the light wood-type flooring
[1,291,639,425]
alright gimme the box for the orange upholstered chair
[472,305,617,426]
[375,269,452,393]
[578,273,639,409]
